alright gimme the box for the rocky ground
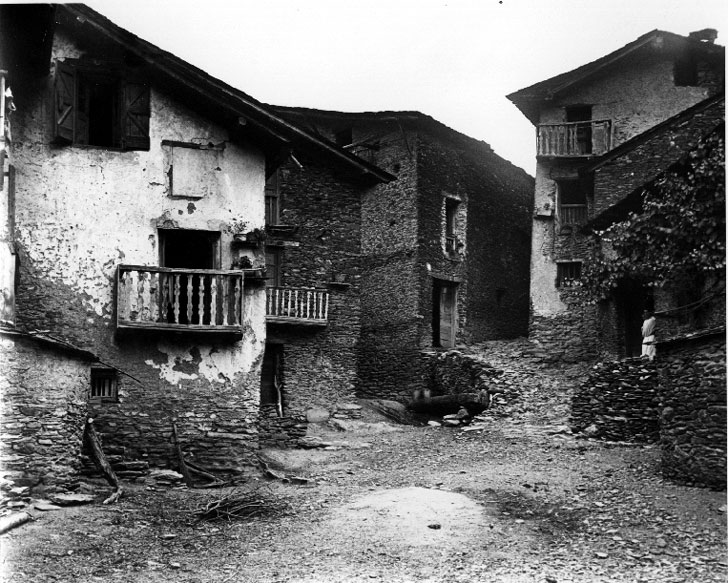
[1,343,726,582]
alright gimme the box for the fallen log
[0,511,32,534]
[171,422,194,487]
[408,391,491,416]
[83,418,123,504]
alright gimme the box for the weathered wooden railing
[537,120,611,157]
[117,265,244,333]
[266,287,328,325]
[559,204,588,225]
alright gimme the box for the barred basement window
[556,261,582,287]
[91,368,118,402]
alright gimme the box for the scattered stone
[49,493,96,506]
[34,501,62,511]
[443,419,461,427]
[427,421,442,427]
[427,523,441,530]
[595,551,609,559]
[306,407,330,423]
[169,562,181,569]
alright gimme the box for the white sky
[86,0,726,174]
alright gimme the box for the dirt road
[1,409,726,583]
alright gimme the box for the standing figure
[641,311,656,361]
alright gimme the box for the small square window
[556,262,582,287]
[91,368,118,402]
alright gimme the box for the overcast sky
[87,0,726,174]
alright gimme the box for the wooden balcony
[266,287,328,326]
[537,120,611,157]
[117,265,244,333]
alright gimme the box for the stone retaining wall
[0,331,93,493]
[659,334,726,489]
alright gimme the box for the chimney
[688,29,718,43]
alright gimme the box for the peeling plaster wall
[10,31,268,474]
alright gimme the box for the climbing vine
[580,125,725,301]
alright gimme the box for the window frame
[90,367,118,403]
[53,59,151,151]
[265,170,280,226]
[556,179,588,225]
[556,261,583,288]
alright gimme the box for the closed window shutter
[121,81,150,150]
[53,61,76,143]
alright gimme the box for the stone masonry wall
[11,31,268,476]
[259,153,369,444]
[659,335,726,488]
[0,332,91,492]
[570,358,660,442]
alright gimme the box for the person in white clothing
[641,311,656,361]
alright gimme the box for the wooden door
[438,283,457,348]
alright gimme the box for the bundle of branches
[191,487,290,523]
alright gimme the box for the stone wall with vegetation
[0,331,92,493]
[659,333,726,488]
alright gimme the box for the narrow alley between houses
[2,345,725,583]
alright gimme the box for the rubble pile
[570,358,660,442]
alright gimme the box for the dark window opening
[78,73,119,147]
[674,53,698,86]
[159,229,220,324]
[265,248,282,287]
[557,180,588,224]
[91,368,118,402]
[496,288,506,306]
[335,127,353,147]
[53,60,150,150]
[265,171,280,225]
[445,198,459,254]
[261,343,284,417]
[566,105,593,155]
[556,262,582,288]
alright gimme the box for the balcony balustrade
[266,287,328,326]
[117,265,244,333]
[537,120,611,157]
[559,204,588,225]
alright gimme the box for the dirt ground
[1,350,726,583]
[1,408,726,583]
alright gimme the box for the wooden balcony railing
[537,120,611,157]
[559,204,588,225]
[117,265,244,333]
[266,287,328,326]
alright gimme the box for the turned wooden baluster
[186,275,193,323]
[173,274,181,324]
[136,271,146,321]
[149,272,159,323]
[323,291,329,320]
[221,276,230,325]
[233,276,241,325]
[210,276,218,325]
[197,274,206,324]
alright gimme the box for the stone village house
[509,29,726,487]
[0,4,533,483]
[266,108,534,409]
[507,28,725,362]
[0,4,392,487]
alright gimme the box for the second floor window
[54,60,150,150]
[445,198,459,254]
[557,180,588,225]
[265,171,280,226]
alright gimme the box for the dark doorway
[566,105,593,155]
[432,279,458,348]
[261,343,284,417]
[159,229,220,324]
[615,279,654,358]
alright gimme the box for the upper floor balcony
[266,286,329,326]
[537,120,611,158]
[117,265,244,334]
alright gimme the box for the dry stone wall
[0,331,92,493]
[570,358,660,442]
[659,334,726,489]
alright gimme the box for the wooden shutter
[121,81,150,150]
[53,61,75,143]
